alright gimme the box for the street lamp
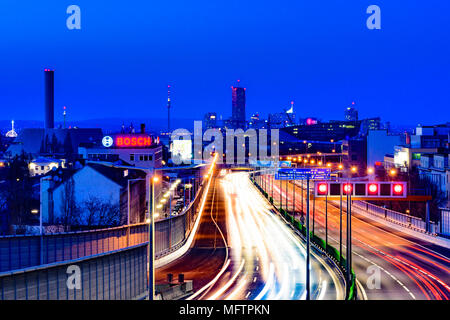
[148,175,159,300]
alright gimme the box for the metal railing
[0,178,207,273]
[351,201,440,235]
[0,244,148,300]
[154,178,206,259]
[0,160,214,300]
[0,224,148,273]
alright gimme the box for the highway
[157,170,345,300]
[264,175,450,300]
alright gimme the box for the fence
[0,244,148,300]
[0,224,148,273]
[154,177,206,258]
[0,172,208,274]
[352,201,440,235]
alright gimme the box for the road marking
[188,179,230,300]
[356,239,450,293]
[331,200,450,262]
[245,291,251,299]
[253,277,257,283]
[208,259,246,300]
[356,279,368,300]
[353,250,416,299]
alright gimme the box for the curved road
[264,175,450,300]
[157,170,345,300]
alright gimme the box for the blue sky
[0,1,449,127]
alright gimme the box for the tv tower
[167,85,171,133]
[63,106,67,129]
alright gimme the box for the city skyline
[0,1,449,126]
[0,1,449,305]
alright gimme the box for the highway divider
[252,176,356,300]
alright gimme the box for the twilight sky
[0,0,449,127]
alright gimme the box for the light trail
[199,172,342,300]
[265,174,450,300]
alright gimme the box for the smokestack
[140,123,146,134]
[44,69,54,129]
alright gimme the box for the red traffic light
[343,183,353,194]
[317,183,328,195]
[393,184,404,195]
[368,183,378,195]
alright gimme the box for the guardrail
[0,224,148,273]
[0,159,216,300]
[0,168,208,274]
[351,201,440,235]
[252,175,355,300]
[0,243,148,300]
[155,176,207,259]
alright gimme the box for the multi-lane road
[265,175,450,300]
[157,170,345,300]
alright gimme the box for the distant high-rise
[44,69,55,129]
[204,112,217,129]
[231,83,246,129]
[167,85,171,132]
[345,102,358,121]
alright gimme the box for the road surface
[264,175,450,300]
[157,170,345,300]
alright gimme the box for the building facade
[367,130,404,169]
[78,133,163,169]
[231,86,246,129]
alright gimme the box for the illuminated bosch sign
[102,135,160,148]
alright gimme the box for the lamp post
[148,175,159,300]
[184,182,193,209]
[325,192,328,250]
[293,178,296,217]
[339,184,343,263]
[305,176,311,300]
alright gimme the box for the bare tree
[83,196,120,227]
[60,177,78,231]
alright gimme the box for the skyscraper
[231,84,246,129]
